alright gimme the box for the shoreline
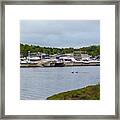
[20,63,100,68]
[47,84,100,100]
[20,65,100,68]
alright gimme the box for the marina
[20,20,100,100]
[20,51,100,67]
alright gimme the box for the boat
[27,56,41,61]
[55,61,65,67]
[20,58,39,67]
[42,61,55,67]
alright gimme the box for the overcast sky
[20,20,100,48]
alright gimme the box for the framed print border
[0,0,119,119]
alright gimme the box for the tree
[20,43,100,57]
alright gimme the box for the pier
[20,60,100,67]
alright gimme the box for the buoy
[72,72,74,73]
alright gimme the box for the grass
[47,84,100,100]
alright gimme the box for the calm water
[20,66,100,100]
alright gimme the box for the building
[73,51,82,61]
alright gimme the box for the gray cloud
[20,20,100,48]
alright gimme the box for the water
[20,66,100,100]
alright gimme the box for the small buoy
[72,72,74,73]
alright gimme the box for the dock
[20,60,100,67]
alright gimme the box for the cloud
[20,20,100,48]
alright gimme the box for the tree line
[20,43,100,57]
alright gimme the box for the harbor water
[20,66,100,100]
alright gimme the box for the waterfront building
[73,51,82,61]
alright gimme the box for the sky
[20,20,100,48]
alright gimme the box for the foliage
[20,43,100,57]
[47,84,100,100]
[80,45,100,57]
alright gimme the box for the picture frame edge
[0,0,119,119]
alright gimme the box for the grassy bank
[47,84,100,100]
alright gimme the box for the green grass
[47,84,100,100]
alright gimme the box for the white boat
[27,56,41,61]
[59,56,78,62]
